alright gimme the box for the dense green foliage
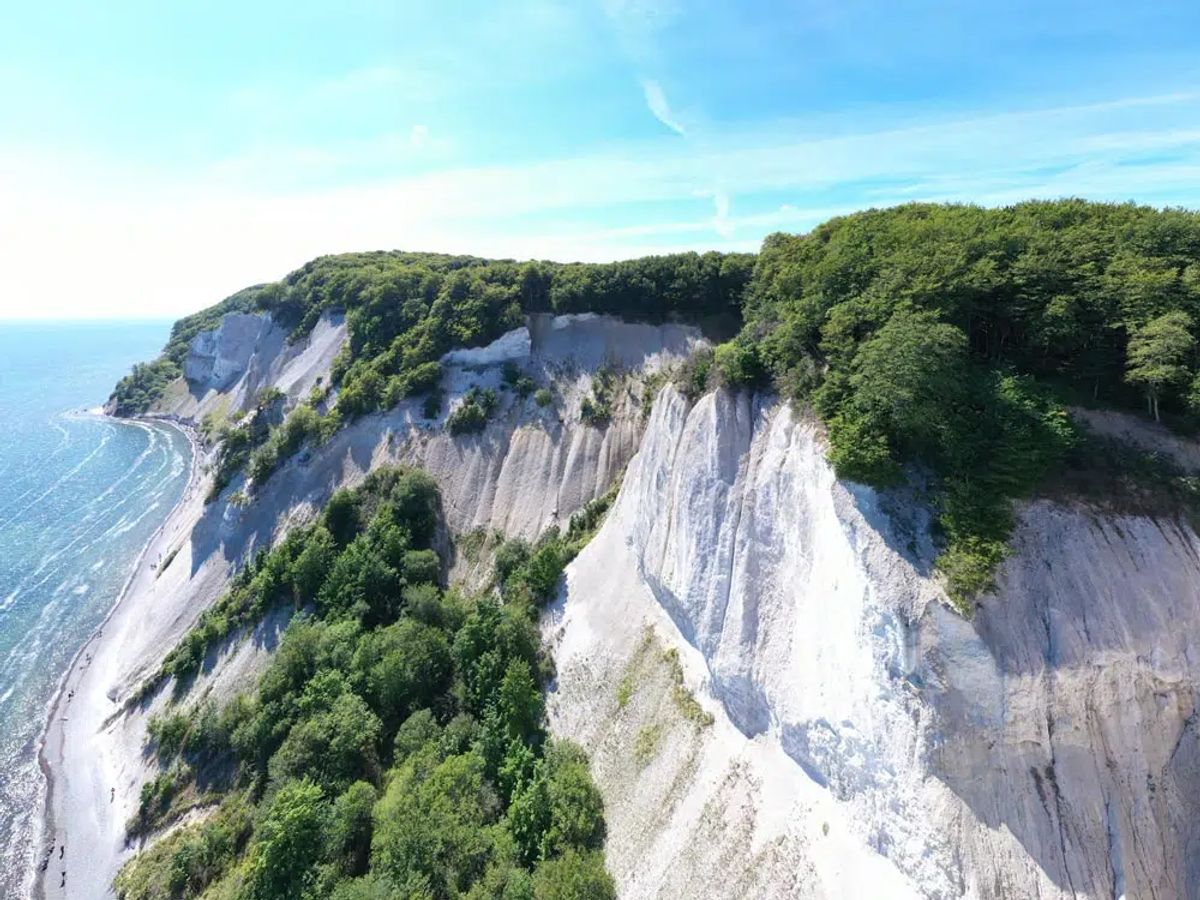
[446,387,499,436]
[248,402,341,484]
[740,200,1200,605]
[109,286,265,415]
[117,468,615,900]
[578,370,616,426]
[283,250,751,423]
[110,251,752,424]
[206,390,286,501]
[114,200,1200,608]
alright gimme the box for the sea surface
[0,321,191,895]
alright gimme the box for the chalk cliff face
[182,313,271,389]
[42,313,701,899]
[545,386,1200,899]
[59,308,1200,899]
[166,310,348,421]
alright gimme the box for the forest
[108,250,753,420]
[735,201,1200,604]
[116,469,617,900]
[110,200,1200,607]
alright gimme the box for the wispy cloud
[5,90,1200,317]
[641,79,686,135]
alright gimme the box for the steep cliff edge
[39,312,701,900]
[50,304,1200,899]
[546,386,1200,899]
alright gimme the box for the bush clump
[447,387,499,435]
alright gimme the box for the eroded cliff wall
[546,386,1200,899]
[58,307,1200,900]
[44,312,701,899]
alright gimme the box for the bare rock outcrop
[546,386,1200,899]
[47,306,1200,899]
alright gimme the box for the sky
[2,1,1200,319]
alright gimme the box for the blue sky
[2,0,1200,318]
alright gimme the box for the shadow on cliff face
[923,503,1200,899]
[929,675,1200,900]
[167,602,295,703]
[971,506,1200,677]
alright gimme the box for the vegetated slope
[55,308,700,900]
[115,468,614,900]
[112,201,1200,607]
[91,200,1200,900]
[109,250,751,419]
[731,200,1200,605]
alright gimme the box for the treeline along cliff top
[112,200,1200,605]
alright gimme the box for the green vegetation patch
[447,386,499,435]
[633,724,663,766]
[740,200,1200,607]
[580,368,618,427]
[117,466,616,899]
[660,648,714,728]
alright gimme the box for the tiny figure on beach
[111,786,115,802]
[59,845,64,859]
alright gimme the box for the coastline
[33,413,203,900]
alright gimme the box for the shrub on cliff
[447,387,498,435]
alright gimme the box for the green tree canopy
[1125,310,1196,420]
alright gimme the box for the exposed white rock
[182,313,270,389]
[165,310,348,422]
[44,306,1200,900]
[1071,405,1200,473]
[546,385,1200,899]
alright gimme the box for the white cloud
[601,0,681,39]
[711,188,731,236]
[3,90,1200,318]
[409,124,430,149]
[641,78,686,135]
[693,186,732,236]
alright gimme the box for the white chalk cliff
[46,310,1200,899]
[547,386,1200,899]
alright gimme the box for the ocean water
[0,321,191,895]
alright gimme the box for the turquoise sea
[0,321,191,895]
